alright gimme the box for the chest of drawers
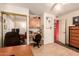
[69,26,79,48]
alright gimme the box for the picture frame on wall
[73,16,79,26]
[46,17,52,29]
[3,19,7,30]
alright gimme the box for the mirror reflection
[1,12,27,47]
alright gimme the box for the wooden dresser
[69,26,79,48]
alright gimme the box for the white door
[59,19,66,44]
[44,13,54,44]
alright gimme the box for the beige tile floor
[31,43,79,56]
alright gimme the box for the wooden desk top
[0,45,33,56]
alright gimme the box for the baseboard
[55,41,79,52]
[55,41,66,46]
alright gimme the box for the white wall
[43,12,55,44]
[59,10,79,44]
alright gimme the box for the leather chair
[33,34,41,48]
[4,32,20,47]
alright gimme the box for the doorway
[54,16,67,45]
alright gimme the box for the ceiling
[1,3,79,16]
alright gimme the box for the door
[59,19,66,44]
[54,20,59,42]
[1,12,27,47]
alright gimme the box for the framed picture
[73,16,79,26]
[46,17,52,29]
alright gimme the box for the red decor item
[54,16,59,42]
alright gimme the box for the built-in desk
[29,33,37,45]
[0,45,33,56]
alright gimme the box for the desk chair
[33,34,41,48]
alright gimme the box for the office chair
[4,32,20,47]
[33,33,41,48]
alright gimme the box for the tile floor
[31,43,79,56]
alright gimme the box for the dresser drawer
[70,26,79,30]
[70,39,79,48]
[70,30,79,33]
[70,39,79,44]
[70,33,79,37]
[70,37,79,41]
[70,40,79,48]
[70,43,79,48]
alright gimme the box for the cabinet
[69,26,79,48]
[29,16,41,28]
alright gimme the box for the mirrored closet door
[1,12,27,47]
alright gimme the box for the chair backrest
[35,34,41,42]
[4,32,20,47]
